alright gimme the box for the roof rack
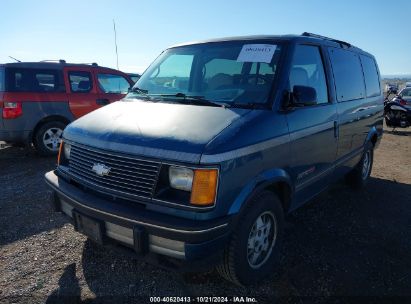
[39,60,98,66]
[40,59,66,64]
[301,32,351,48]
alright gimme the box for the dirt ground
[0,128,410,304]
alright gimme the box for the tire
[217,191,284,286]
[346,143,374,189]
[33,121,66,156]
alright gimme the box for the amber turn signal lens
[190,169,218,206]
[57,141,64,165]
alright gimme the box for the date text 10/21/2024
[149,296,258,303]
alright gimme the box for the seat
[77,80,90,91]
[208,73,233,90]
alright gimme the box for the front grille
[68,144,161,200]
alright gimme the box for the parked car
[127,73,141,83]
[394,87,411,104]
[45,33,383,285]
[0,61,133,155]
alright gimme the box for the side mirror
[292,85,317,106]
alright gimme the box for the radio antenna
[9,56,21,62]
[113,19,119,70]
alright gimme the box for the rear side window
[329,48,365,102]
[97,73,130,94]
[360,55,381,97]
[0,68,4,91]
[69,71,93,93]
[5,68,64,92]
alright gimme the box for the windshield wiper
[127,87,151,98]
[227,102,267,109]
[154,92,230,107]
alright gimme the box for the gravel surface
[0,129,410,304]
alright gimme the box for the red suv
[0,61,133,155]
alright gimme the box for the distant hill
[382,74,411,80]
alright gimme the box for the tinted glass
[146,54,194,92]
[289,45,328,104]
[5,68,64,92]
[0,67,4,91]
[36,73,57,91]
[97,74,130,94]
[329,48,365,101]
[130,76,140,83]
[401,88,411,97]
[360,55,381,97]
[69,71,92,93]
[131,42,283,106]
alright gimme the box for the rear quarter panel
[2,92,73,134]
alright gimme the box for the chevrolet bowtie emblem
[92,163,111,176]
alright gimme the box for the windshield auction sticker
[237,44,277,63]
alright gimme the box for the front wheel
[33,121,66,156]
[217,191,284,286]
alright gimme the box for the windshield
[401,88,411,97]
[127,41,283,107]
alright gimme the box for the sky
[1,0,410,76]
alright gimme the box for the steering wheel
[242,74,270,85]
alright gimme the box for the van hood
[64,99,251,163]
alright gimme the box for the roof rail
[301,32,351,48]
[40,59,66,64]
[38,60,99,66]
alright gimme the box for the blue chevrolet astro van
[45,33,383,285]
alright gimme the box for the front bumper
[45,170,233,269]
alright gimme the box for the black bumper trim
[45,170,232,243]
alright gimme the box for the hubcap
[247,211,277,269]
[362,151,371,180]
[42,128,63,151]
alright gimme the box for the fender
[364,126,381,147]
[228,168,293,215]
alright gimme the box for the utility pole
[113,19,119,70]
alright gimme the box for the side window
[35,73,57,92]
[5,68,63,92]
[97,74,130,94]
[69,71,92,93]
[0,68,4,91]
[360,55,381,97]
[329,48,365,101]
[289,45,329,104]
[149,54,194,92]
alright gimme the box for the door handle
[96,98,110,105]
[333,121,339,138]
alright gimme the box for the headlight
[63,143,71,160]
[169,167,194,191]
[168,166,218,206]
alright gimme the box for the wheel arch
[364,126,381,148]
[228,168,293,217]
[31,115,71,142]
